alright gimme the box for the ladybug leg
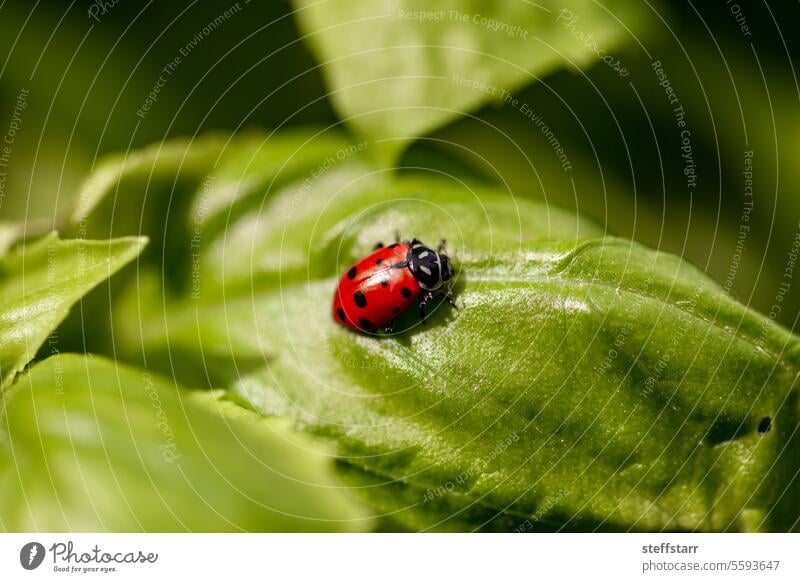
[437,238,447,253]
[444,287,458,309]
[419,291,434,324]
[394,230,401,244]
[384,319,396,333]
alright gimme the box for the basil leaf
[197,169,598,295]
[118,156,798,530]
[233,239,799,531]
[0,354,372,532]
[432,34,800,329]
[186,128,357,234]
[112,170,601,386]
[0,223,27,255]
[293,0,647,161]
[0,233,145,387]
[71,132,230,242]
[98,133,798,531]
[101,129,598,375]
[71,129,370,284]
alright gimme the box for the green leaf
[113,169,601,385]
[198,170,597,294]
[0,223,26,255]
[67,132,231,301]
[98,132,799,531]
[71,132,230,240]
[112,137,800,530]
[186,128,359,234]
[103,131,598,373]
[293,0,647,161]
[226,238,800,532]
[0,354,372,532]
[0,233,146,387]
[70,129,374,287]
[429,31,800,329]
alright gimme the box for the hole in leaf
[757,416,772,435]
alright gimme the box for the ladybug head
[407,239,454,291]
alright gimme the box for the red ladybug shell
[333,243,421,333]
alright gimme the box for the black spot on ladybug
[389,243,397,249]
[401,287,412,298]
[353,290,367,308]
[392,307,400,314]
[337,308,345,321]
[758,416,772,434]
[381,279,389,287]
[347,266,357,279]
[358,317,375,330]
[376,258,383,265]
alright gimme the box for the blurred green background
[1,0,799,327]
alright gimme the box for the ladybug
[333,237,456,333]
